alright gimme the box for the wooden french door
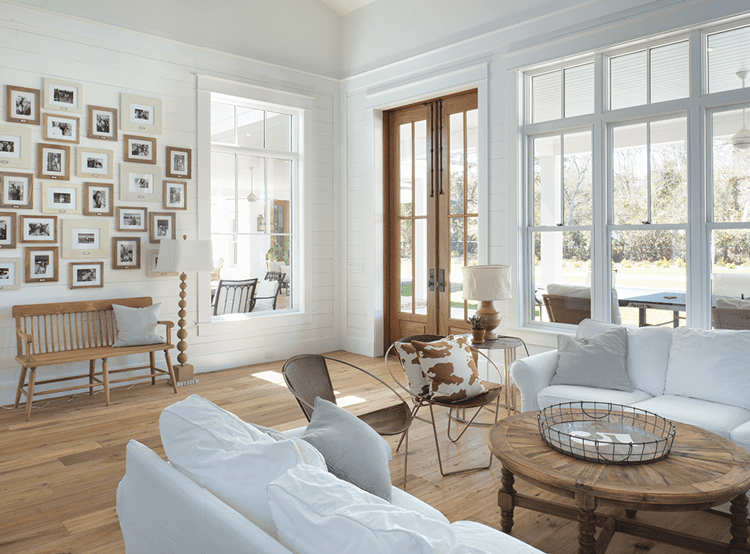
[384,90,479,346]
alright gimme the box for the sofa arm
[510,350,559,413]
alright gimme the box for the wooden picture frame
[62,219,109,259]
[37,143,71,180]
[69,261,104,289]
[163,180,187,210]
[147,248,178,277]
[0,172,33,209]
[0,212,16,249]
[121,93,162,134]
[116,206,148,232]
[76,147,113,179]
[0,124,32,169]
[20,215,57,243]
[43,113,80,144]
[6,86,40,125]
[120,163,162,202]
[124,134,157,164]
[83,182,114,217]
[149,212,175,243]
[112,236,140,270]
[43,78,83,113]
[0,257,22,290]
[25,246,59,282]
[87,105,118,141]
[166,147,192,179]
[42,182,82,214]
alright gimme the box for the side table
[467,336,523,414]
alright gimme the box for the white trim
[197,75,314,110]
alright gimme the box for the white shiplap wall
[0,3,339,406]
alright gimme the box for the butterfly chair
[384,335,503,478]
[281,354,413,488]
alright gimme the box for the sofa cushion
[159,395,326,539]
[412,335,486,402]
[450,521,546,554]
[538,385,652,410]
[390,487,449,524]
[632,395,750,440]
[664,327,750,411]
[394,341,430,397]
[577,319,672,397]
[268,463,458,554]
[550,327,632,392]
[730,420,750,454]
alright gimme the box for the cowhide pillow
[393,341,430,397]
[410,335,486,402]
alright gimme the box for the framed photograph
[0,124,32,169]
[42,182,82,214]
[20,215,57,243]
[0,212,16,249]
[62,219,108,259]
[69,261,104,289]
[37,143,70,180]
[43,113,80,144]
[43,78,83,113]
[6,86,40,125]
[120,163,162,202]
[0,172,33,209]
[149,212,175,243]
[112,236,140,270]
[121,93,162,134]
[124,134,156,164]
[166,147,192,179]
[163,180,187,210]
[0,257,22,290]
[76,147,113,180]
[147,248,178,277]
[116,206,148,232]
[25,246,59,282]
[81,182,113,217]
[87,105,118,141]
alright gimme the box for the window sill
[197,310,312,337]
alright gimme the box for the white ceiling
[320,0,376,15]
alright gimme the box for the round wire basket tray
[537,402,676,465]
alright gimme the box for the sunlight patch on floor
[252,371,366,407]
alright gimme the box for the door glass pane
[415,218,428,315]
[399,123,413,216]
[613,123,648,225]
[211,151,236,235]
[237,107,264,149]
[650,118,687,224]
[211,102,235,144]
[237,155,264,234]
[414,120,428,217]
[712,108,750,223]
[449,112,465,214]
[563,131,592,226]
[533,135,562,226]
[400,219,413,314]
[650,41,689,103]
[267,111,292,152]
[532,71,561,123]
[610,50,647,110]
[708,24,750,94]
[564,63,594,118]
[466,109,479,214]
[450,217,465,321]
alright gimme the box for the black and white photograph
[6,85,40,125]
[43,78,83,113]
[69,262,103,289]
[43,183,81,214]
[0,258,21,290]
[21,215,57,243]
[62,219,108,258]
[124,135,156,164]
[112,237,141,269]
[163,180,187,210]
[149,212,174,243]
[0,212,16,248]
[87,105,118,141]
[43,113,80,144]
[25,246,59,282]
[166,147,192,179]
[121,93,162,134]
[1,172,33,209]
[76,147,113,179]
[117,206,148,232]
[83,182,113,216]
[37,143,71,180]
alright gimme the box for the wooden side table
[468,336,523,414]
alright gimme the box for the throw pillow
[112,303,165,347]
[393,341,430,397]
[301,397,393,501]
[411,335,486,402]
[550,326,632,391]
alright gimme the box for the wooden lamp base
[476,300,501,340]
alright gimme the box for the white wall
[0,2,339,407]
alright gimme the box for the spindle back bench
[12,297,177,420]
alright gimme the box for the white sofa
[511,319,750,453]
[117,395,544,554]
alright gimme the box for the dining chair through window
[212,278,258,315]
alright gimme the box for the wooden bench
[13,297,177,420]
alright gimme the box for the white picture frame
[62,219,109,259]
[0,125,32,170]
[43,78,83,113]
[121,93,162,135]
[0,257,22,290]
[76,147,113,179]
[120,163,162,202]
[42,182,82,214]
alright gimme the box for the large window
[210,93,298,316]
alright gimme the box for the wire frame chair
[542,294,591,325]
[281,354,413,488]
[212,278,258,315]
[384,334,503,478]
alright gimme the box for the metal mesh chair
[281,354,413,487]
[542,294,591,325]
[212,278,258,315]
[384,334,503,478]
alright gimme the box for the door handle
[428,269,435,291]
[437,269,445,292]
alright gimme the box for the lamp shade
[462,265,512,301]
[156,239,214,272]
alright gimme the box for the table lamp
[462,265,512,340]
[156,235,214,381]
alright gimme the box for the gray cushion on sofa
[550,326,633,392]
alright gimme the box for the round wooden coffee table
[488,411,750,554]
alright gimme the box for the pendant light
[732,70,750,150]
[246,168,259,202]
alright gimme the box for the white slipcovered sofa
[511,319,750,453]
[117,395,543,554]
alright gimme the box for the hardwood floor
[0,351,737,554]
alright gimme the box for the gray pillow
[550,326,633,392]
[112,303,165,347]
[301,397,393,501]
